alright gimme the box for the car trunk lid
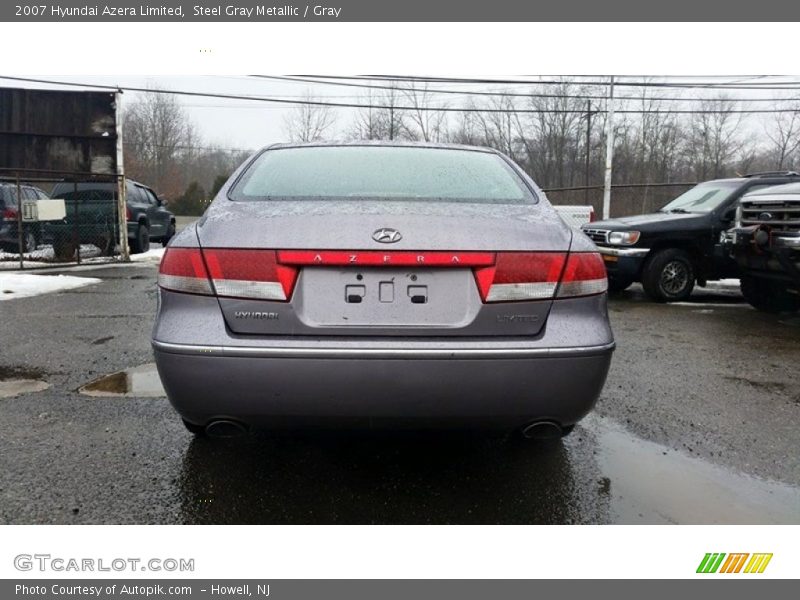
[191,199,575,337]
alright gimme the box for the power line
[2,75,800,115]
[273,74,800,103]
[313,74,800,91]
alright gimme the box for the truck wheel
[22,229,38,253]
[130,224,150,254]
[53,236,76,261]
[162,222,176,247]
[740,276,800,313]
[641,248,695,302]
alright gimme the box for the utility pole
[584,99,592,205]
[602,76,615,220]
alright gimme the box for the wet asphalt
[0,264,798,524]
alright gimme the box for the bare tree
[283,91,337,142]
[765,99,800,170]
[402,82,448,142]
[123,89,196,197]
[685,96,746,180]
[349,84,411,141]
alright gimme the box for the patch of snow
[705,279,740,289]
[129,248,165,263]
[671,302,749,308]
[0,273,102,300]
[0,244,106,270]
[0,379,50,398]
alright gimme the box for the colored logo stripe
[697,553,726,573]
[719,553,749,573]
[744,553,773,574]
[697,553,772,574]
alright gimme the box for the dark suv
[49,179,175,259]
[582,172,800,301]
[0,182,50,252]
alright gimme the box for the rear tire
[162,222,176,247]
[22,229,37,253]
[641,248,695,302]
[130,224,149,254]
[740,276,800,313]
[53,235,76,261]
[95,227,117,257]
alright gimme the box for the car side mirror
[158,197,167,207]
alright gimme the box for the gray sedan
[152,142,614,438]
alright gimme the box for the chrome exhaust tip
[521,421,564,440]
[205,419,248,438]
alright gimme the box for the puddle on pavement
[79,363,165,397]
[0,378,50,398]
[0,365,50,398]
[590,416,800,524]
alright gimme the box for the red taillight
[158,247,214,295]
[158,248,298,301]
[474,251,607,302]
[3,208,18,219]
[556,252,608,298]
[474,252,566,302]
[126,206,132,221]
[202,249,298,301]
[589,208,596,222]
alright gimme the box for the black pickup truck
[582,172,800,302]
[725,182,800,313]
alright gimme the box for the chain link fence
[544,182,698,219]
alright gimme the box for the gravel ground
[0,266,798,524]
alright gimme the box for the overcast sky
[3,75,797,153]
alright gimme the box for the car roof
[262,140,499,154]
[703,172,800,186]
[743,182,800,197]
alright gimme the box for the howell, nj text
[210,584,270,596]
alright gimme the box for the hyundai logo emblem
[372,228,402,243]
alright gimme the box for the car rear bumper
[153,340,613,429]
[151,290,614,430]
[0,222,21,244]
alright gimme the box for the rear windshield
[51,183,116,200]
[229,146,536,204]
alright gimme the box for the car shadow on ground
[177,429,607,525]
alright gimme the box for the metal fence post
[73,180,81,264]
[602,76,615,220]
[15,176,23,270]
[115,91,130,261]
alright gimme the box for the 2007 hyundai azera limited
[152,142,615,438]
